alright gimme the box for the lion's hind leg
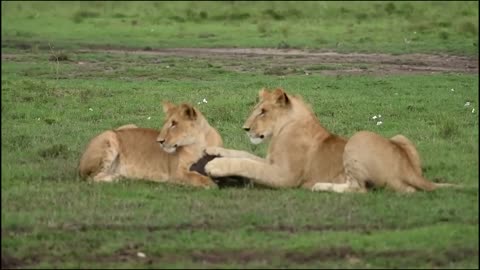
[79,131,121,182]
[386,178,417,193]
[311,177,367,193]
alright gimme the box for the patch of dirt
[75,47,478,76]
[1,253,24,269]
[2,222,397,235]
[256,224,383,234]
[3,242,476,268]
[187,246,478,266]
[1,252,38,269]
[3,41,478,75]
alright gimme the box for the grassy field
[1,1,479,55]
[2,1,479,269]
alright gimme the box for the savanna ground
[1,1,479,269]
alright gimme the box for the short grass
[2,1,479,268]
[2,47,478,268]
[1,1,479,55]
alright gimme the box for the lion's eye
[171,120,177,127]
[260,108,266,115]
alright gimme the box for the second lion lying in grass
[204,88,456,193]
[78,102,221,188]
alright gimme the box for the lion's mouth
[159,143,178,154]
[247,133,265,145]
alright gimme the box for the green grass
[2,1,479,268]
[1,1,479,55]
[2,47,478,268]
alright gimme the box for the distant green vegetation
[2,1,478,55]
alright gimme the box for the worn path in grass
[4,46,477,76]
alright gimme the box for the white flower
[203,98,208,103]
[464,102,471,107]
[37,118,41,121]
[378,114,382,118]
[147,116,151,120]
[89,108,93,111]
[472,108,475,114]
[137,252,146,258]
[166,65,170,69]
[372,115,377,120]
[451,88,455,92]
[376,121,383,126]
[197,102,201,105]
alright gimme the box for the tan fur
[205,88,454,193]
[78,102,222,188]
[205,88,347,189]
[340,131,436,192]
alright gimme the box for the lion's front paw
[205,158,230,177]
[205,146,226,157]
[311,182,334,192]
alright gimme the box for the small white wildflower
[147,116,151,120]
[89,108,93,111]
[376,121,383,126]
[451,88,455,92]
[472,108,475,113]
[372,115,377,120]
[137,252,146,258]
[197,102,201,105]
[166,65,170,69]
[202,98,208,103]
[378,114,382,118]
[305,72,310,75]
[464,102,471,107]
[37,118,41,121]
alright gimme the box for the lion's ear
[273,88,290,106]
[162,101,176,114]
[180,103,197,120]
[258,88,269,101]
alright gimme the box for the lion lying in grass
[204,88,455,193]
[78,102,221,188]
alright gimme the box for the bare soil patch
[78,47,478,76]
[1,222,408,235]
[3,41,478,75]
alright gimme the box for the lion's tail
[390,134,460,191]
[433,182,464,189]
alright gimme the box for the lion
[78,102,221,188]
[204,88,456,193]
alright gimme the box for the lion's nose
[157,139,165,144]
[243,127,250,132]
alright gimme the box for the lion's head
[157,102,205,153]
[242,88,292,144]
